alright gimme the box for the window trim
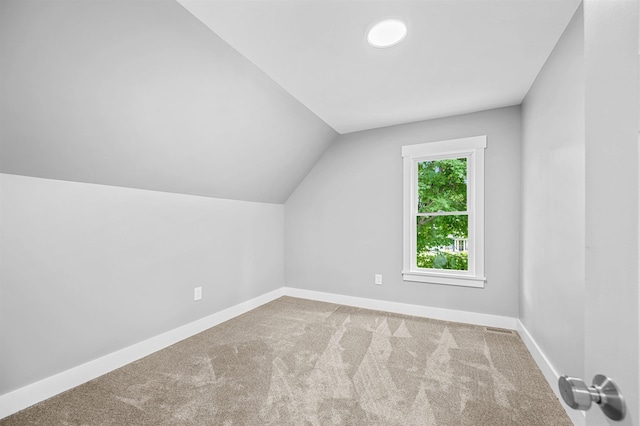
[402,135,486,288]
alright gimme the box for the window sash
[416,211,468,217]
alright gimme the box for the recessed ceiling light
[367,19,407,48]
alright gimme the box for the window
[402,135,486,288]
[454,239,468,252]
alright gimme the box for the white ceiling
[1,0,582,204]
[178,0,582,134]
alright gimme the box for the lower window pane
[416,215,468,271]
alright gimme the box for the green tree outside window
[416,158,469,270]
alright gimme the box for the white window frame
[402,135,486,288]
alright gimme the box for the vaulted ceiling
[0,0,581,203]
[179,0,581,134]
[0,0,337,203]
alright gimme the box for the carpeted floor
[1,297,572,425]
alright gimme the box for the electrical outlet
[375,274,383,285]
[194,287,202,301]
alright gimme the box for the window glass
[417,158,467,213]
[416,215,468,271]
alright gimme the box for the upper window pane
[417,158,467,213]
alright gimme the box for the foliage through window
[402,136,486,287]
[416,157,469,271]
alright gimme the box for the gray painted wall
[0,0,337,204]
[0,174,284,394]
[520,7,585,380]
[285,106,521,317]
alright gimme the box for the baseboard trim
[283,287,518,329]
[516,320,586,426]
[2,287,583,425]
[0,287,285,419]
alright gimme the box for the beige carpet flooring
[1,297,572,425]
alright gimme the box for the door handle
[558,375,626,421]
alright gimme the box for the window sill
[402,270,486,288]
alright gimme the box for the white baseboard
[516,320,586,426]
[0,287,285,419]
[1,287,583,426]
[283,287,518,330]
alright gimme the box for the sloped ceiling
[178,0,582,134]
[0,0,337,203]
[1,0,581,202]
